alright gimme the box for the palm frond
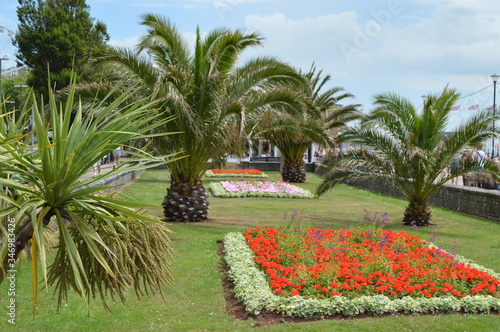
[318,86,500,225]
[0,76,176,313]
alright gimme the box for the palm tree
[89,14,303,222]
[257,65,361,183]
[0,80,176,312]
[316,87,500,226]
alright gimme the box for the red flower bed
[244,226,500,299]
[212,169,263,175]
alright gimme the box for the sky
[1,0,500,129]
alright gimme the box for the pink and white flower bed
[208,180,314,198]
[205,169,268,178]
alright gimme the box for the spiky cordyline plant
[257,65,362,183]
[0,79,178,314]
[88,13,305,222]
[317,87,500,226]
[47,192,174,312]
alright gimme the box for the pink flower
[220,181,306,194]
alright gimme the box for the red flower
[212,169,263,175]
[341,283,351,291]
[244,226,500,300]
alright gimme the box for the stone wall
[82,169,144,192]
[348,179,500,222]
[239,161,317,172]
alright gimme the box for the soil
[217,240,328,326]
[216,240,499,327]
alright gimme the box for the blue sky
[2,0,500,128]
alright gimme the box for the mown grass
[1,169,499,331]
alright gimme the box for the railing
[250,156,281,162]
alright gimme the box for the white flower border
[208,182,315,199]
[223,232,500,318]
[205,170,269,178]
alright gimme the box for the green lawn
[1,169,499,331]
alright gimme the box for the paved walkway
[81,159,481,189]
[80,161,123,182]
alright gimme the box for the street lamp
[421,95,428,108]
[491,74,499,158]
[0,54,10,98]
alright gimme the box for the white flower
[223,232,500,318]
[208,181,314,199]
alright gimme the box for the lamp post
[491,74,499,158]
[0,55,10,98]
[421,95,428,108]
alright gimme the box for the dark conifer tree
[14,0,109,96]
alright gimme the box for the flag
[486,105,497,110]
[452,105,460,110]
[468,105,479,110]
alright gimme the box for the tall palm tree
[0,80,175,312]
[258,65,361,183]
[89,14,303,222]
[317,87,500,226]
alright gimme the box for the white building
[1,65,29,77]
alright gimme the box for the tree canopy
[257,65,361,182]
[317,87,500,226]
[0,77,176,312]
[14,0,109,96]
[87,14,304,222]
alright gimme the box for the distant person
[472,146,487,167]
[461,151,475,186]
[92,158,102,175]
[449,153,461,184]
[113,146,122,168]
[470,146,488,187]
[485,157,500,190]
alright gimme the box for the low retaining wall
[239,161,317,172]
[82,169,144,192]
[348,179,500,222]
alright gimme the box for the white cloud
[108,31,198,52]
[204,0,275,4]
[109,36,141,49]
[239,1,499,112]
[244,12,358,68]
[132,3,168,8]
[359,1,500,87]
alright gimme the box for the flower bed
[223,227,500,318]
[205,169,268,178]
[209,181,314,199]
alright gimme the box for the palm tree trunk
[281,157,306,183]
[162,177,209,222]
[403,201,432,226]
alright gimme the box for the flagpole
[491,74,499,158]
